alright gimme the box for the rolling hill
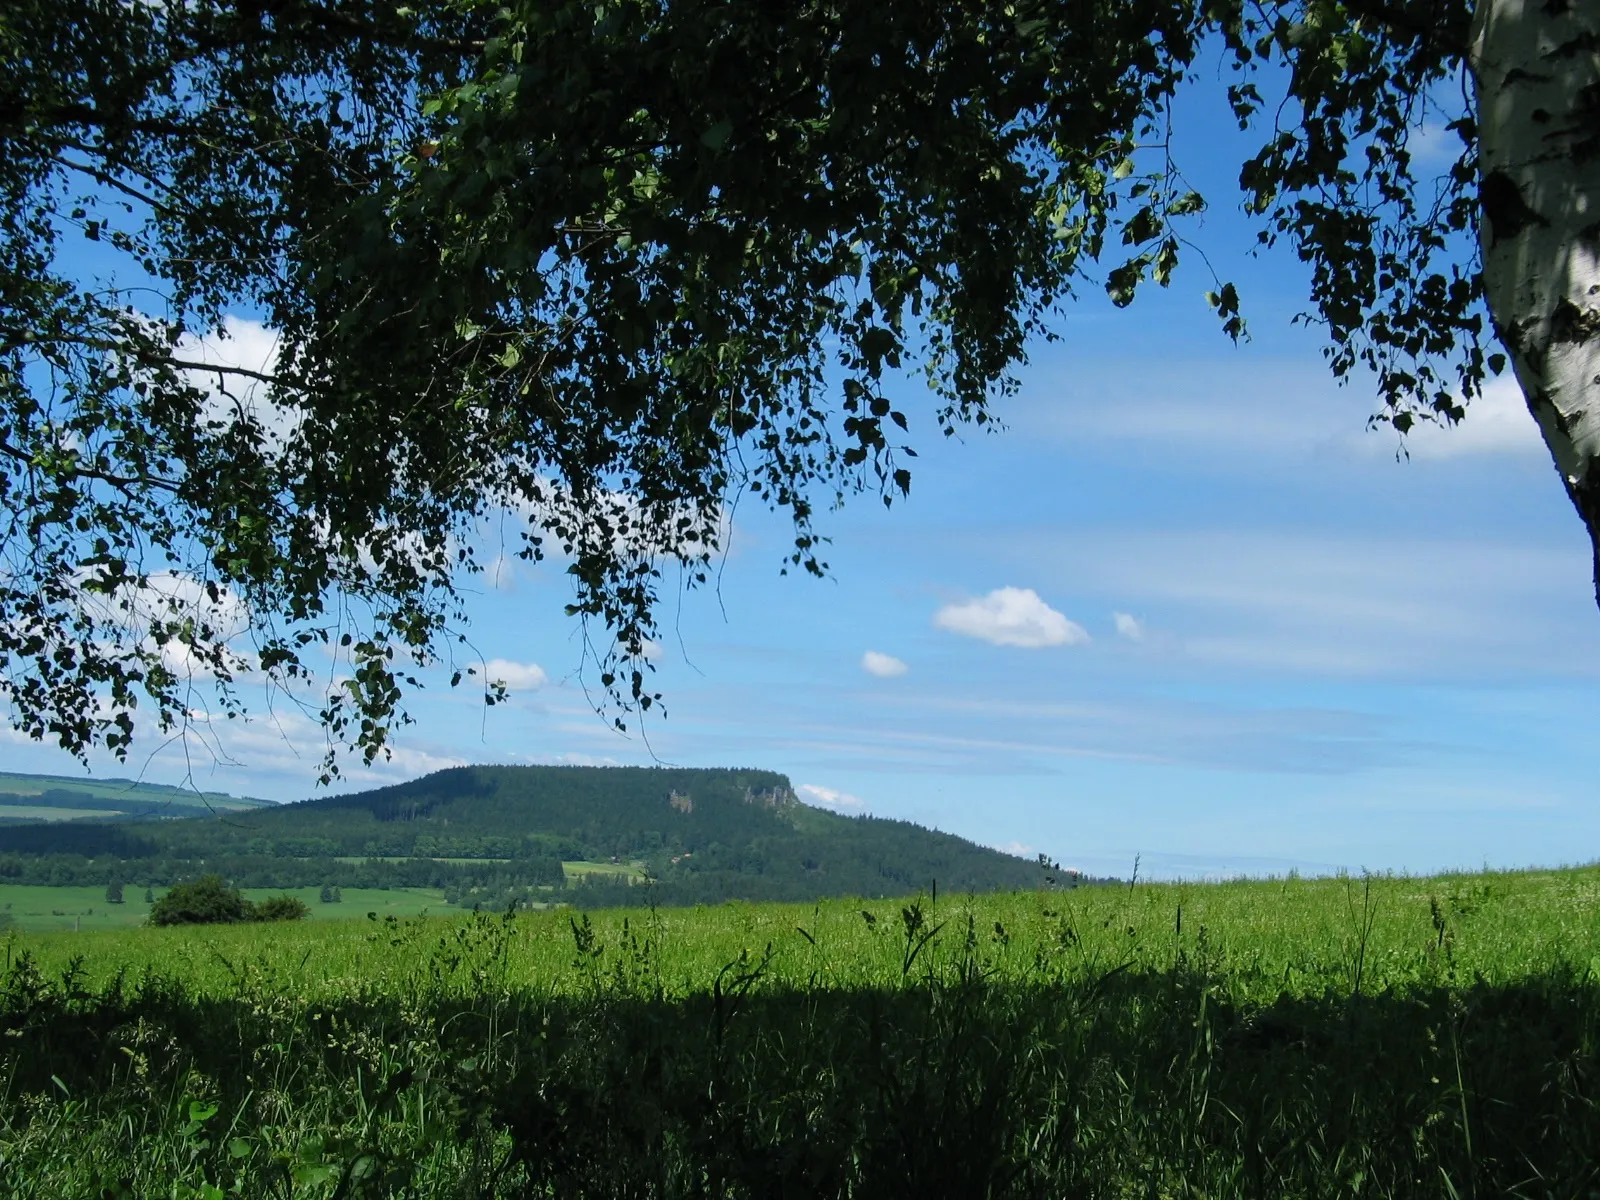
[0,771,273,823]
[0,765,1078,905]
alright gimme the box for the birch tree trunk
[1470,0,1600,601]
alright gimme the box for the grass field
[561,858,648,880]
[2,867,1599,1196]
[0,885,448,932]
[328,857,644,879]
[0,805,127,822]
[331,856,513,865]
[0,769,269,815]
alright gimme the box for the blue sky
[11,69,1600,879]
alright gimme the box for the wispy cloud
[1113,612,1144,641]
[861,650,908,678]
[486,552,517,591]
[1019,358,1545,464]
[935,587,1088,648]
[768,690,1417,777]
[1406,117,1469,168]
[796,783,868,812]
[483,658,548,691]
[1057,529,1597,680]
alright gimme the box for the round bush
[148,875,248,926]
[251,895,310,922]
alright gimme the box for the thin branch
[51,155,174,217]
[162,358,286,387]
[0,436,182,494]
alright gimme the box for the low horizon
[4,762,1596,884]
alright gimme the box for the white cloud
[74,569,259,683]
[1398,376,1544,460]
[993,840,1036,859]
[177,315,280,386]
[483,658,548,692]
[796,783,868,812]
[861,650,908,678]
[176,316,300,450]
[935,587,1088,648]
[1112,612,1144,641]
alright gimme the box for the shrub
[251,895,309,922]
[148,875,247,926]
[148,878,309,925]
[104,881,123,904]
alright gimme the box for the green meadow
[0,885,448,933]
[0,805,125,822]
[2,867,1599,1196]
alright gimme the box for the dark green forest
[0,766,1077,906]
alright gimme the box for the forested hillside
[0,766,1076,906]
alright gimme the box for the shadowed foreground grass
[1,870,1598,1196]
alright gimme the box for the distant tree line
[0,852,566,891]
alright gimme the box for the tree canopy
[2,0,1591,774]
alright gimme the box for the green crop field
[0,770,270,818]
[326,858,640,878]
[561,858,648,880]
[1,867,1599,1196]
[0,885,448,932]
[0,805,127,822]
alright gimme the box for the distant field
[0,884,447,932]
[0,769,272,820]
[562,859,647,880]
[332,855,513,865]
[0,806,127,822]
[329,855,647,880]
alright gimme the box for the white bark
[1470,0,1600,600]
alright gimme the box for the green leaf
[1168,190,1205,216]
[1123,206,1161,246]
[700,120,733,150]
[291,1163,336,1187]
[1106,260,1145,307]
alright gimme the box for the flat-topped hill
[0,765,1067,905]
